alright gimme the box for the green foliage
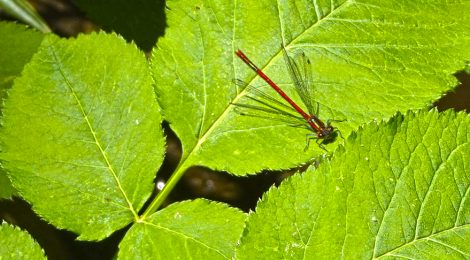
[152,0,470,175]
[0,22,44,93]
[0,32,165,240]
[0,222,46,259]
[237,110,470,258]
[0,173,14,199]
[119,199,246,259]
[0,22,44,199]
[0,0,469,258]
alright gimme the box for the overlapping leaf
[237,109,470,258]
[152,0,470,175]
[0,33,165,240]
[0,22,44,199]
[0,222,46,259]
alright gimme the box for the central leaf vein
[143,221,228,258]
[48,44,138,219]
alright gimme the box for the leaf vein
[48,44,138,219]
[143,221,229,258]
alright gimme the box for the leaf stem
[140,163,188,220]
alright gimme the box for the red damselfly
[234,47,343,150]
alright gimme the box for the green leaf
[0,22,44,199]
[152,0,470,176]
[74,0,166,51]
[0,0,51,33]
[118,199,246,259]
[237,109,470,259]
[0,173,15,199]
[0,222,46,259]
[0,33,165,240]
[0,22,44,93]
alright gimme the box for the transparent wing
[232,79,306,126]
[282,46,319,116]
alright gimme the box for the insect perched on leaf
[233,46,344,151]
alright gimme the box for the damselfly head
[317,125,338,144]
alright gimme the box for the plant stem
[140,163,188,220]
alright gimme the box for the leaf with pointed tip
[0,222,46,259]
[152,0,470,175]
[237,109,470,259]
[118,199,246,259]
[0,33,165,240]
[0,22,44,199]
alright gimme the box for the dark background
[1,1,469,259]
